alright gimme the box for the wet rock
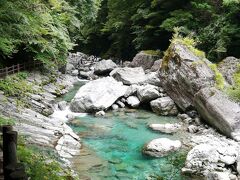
[93,59,118,75]
[137,84,160,102]
[130,51,160,70]
[150,97,178,116]
[149,123,181,134]
[142,138,181,157]
[95,110,105,117]
[126,96,140,108]
[58,101,67,111]
[70,77,127,112]
[112,104,119,110]
[110,67,146,85]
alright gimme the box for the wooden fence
[0,61,42,78]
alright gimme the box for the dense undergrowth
[0,72,35,107]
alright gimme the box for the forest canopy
[80,0,240,61]
[0,0,239,66]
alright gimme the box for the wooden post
[3,130,18,179]
[2,125,13,168]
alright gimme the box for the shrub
[18,142,75,180]
[227,67,240,102]
[143,50,162,56]
[0,115,15,126]
[208,64,225,90]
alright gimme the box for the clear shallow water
[63,81,188,179]
[69,110,188,180]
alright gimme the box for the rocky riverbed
[0,44,239,179]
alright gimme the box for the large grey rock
[194,87,240,139]
[159,43,215,111]
[70,77,128,112]
[218,57,240,85]
[126,96,140,108]
[150,97,178,116]
[144,72,161,86]
[93,59,118,75]
[183,144,238,176]
[110,67,146,85]
[124,84,140,97]
[149,123,181,134]
[151,59,162,72]
[143,138,181,157]
[131,51,160,70]
[137,84,160,102]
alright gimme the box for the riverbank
[0,71,83,174]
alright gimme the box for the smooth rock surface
[150,97,178,116]
[126,96,140,108]
[93,59,118,75]
[70,77,128,112]
[137,84,160,102]
[131,51,160,70]
[110,67,146,85]
[149,123,181,134]
[194,87,240,139]
[143,138,181,157]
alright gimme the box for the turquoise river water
[63,82,188,180]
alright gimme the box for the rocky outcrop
[194,87,240,139]
[93,59,118,75]
[150,97,178,116]
[130,51,160,70]
[218,56,240,85]
[149,123,181,134]
[70,77,127,112]
[159,43,215,111]
[110,67,146,85]
[158,42,240,141]
[143,138,181,157]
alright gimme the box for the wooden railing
[0,61,42,78]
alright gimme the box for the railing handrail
[0,61,42,78]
